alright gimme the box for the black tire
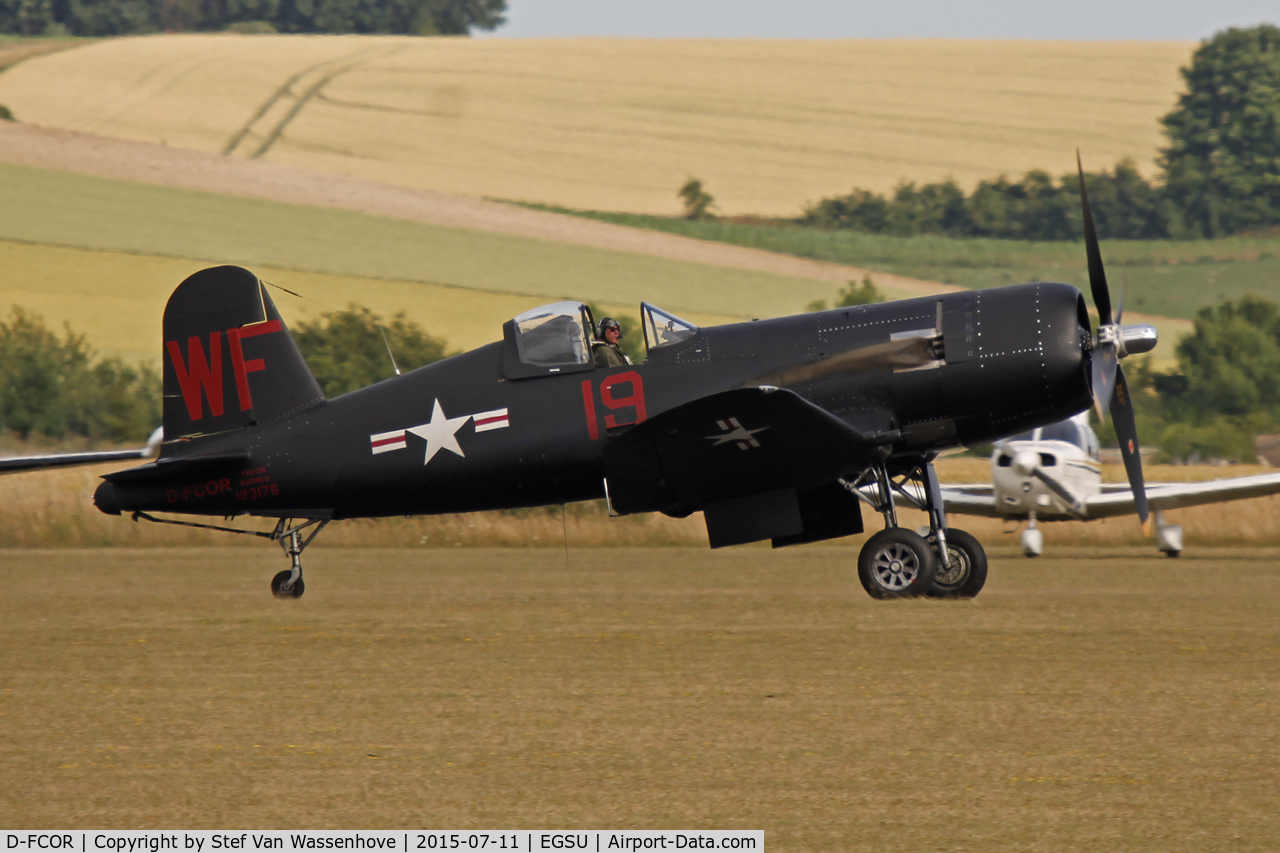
[926,528,988,599]
[1163,550,1181,558]
[271,570,305,599]
[858,528,937,599]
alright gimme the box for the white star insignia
[406,399,471,465]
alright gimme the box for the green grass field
[517,206,1280,321]
[0,162,818,360]
[2,547,1277,846]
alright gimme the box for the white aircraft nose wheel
[271,571,305,599]
[924,528,988,599]
[857,528,937,599]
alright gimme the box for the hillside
[0,34,1192,216]
[0,159,843,363]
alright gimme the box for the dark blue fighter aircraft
[93,163,1157,601]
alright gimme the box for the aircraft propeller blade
[1110,364,1151,533]
[1078,151,1112,327]
[1078,154,1150,535]
[1091,341,1119,419]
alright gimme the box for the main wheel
[925,528,988,599]
[271,570,305,599]
[858,528,937,599]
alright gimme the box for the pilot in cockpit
[592,317,633,368]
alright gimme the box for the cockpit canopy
[1006,417,1099,458]
[502,300,699,379]
[511,301,595,368]
[642,303,698,350]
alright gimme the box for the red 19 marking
[581,371,647,440]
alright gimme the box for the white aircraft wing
[1083,473,1280,519]
[856,483,1001,517]
[0,428,162,476]
[937,485,1001,518]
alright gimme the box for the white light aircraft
[911,413,1280,557]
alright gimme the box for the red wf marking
[581,371,647,440]
[166,321,282,420]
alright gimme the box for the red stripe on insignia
[371,436,404,448]
[475,415,507,426]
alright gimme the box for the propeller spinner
[1077,153,1158,533]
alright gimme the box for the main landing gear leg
[915,461,987,599]
[849,460,988,600]
[270,518,329,600]
[854,463,937,599]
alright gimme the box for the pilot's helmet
[599,317,621,339]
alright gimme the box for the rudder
[162,266,323,447]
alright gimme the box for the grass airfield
[2,546,1277,846]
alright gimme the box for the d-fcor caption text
[5,833,761,853]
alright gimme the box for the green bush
[1117,295,1280,462]
[807,276,885,312]
[294,304,450,397]
[0,307,159,442]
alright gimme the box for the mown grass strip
[0,161,838,321]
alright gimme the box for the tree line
[0,0,506,36]
[804,25,1280,241]
[7,296,1280,464]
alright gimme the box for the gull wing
[602,386,897,515]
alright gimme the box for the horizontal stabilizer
[0,448,151,475]
[103,451,248,484]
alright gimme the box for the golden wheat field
[0,35,1192,215]
[2,546,1278,845]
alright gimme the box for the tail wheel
[858,528,937,599]
[926,528,988,599]
[271,571,305,599]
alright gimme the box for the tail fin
[162,266,323,446]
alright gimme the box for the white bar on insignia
[20,831,764,851]
[370,430,407,454]
[473,409,509,432]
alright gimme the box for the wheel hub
[933,547,971,588]
[872,544,919,591]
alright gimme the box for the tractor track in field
[0,121,954,298]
